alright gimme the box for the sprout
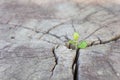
[73,32,79,41]
[69,32,87,49]
[78,41,87,49]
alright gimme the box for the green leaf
[78,41,87,49]
[68,40,74,44]
[73,32,79,41]
[68,40,78,46]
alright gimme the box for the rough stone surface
[78,40,120,80]
[0,0,120,80]
[0,41,55,80]
[50,45,76,80]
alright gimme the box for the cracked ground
[0,0,120,80]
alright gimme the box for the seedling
[69,32,87,49]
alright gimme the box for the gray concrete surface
[0,0,120,80]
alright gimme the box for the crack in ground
[50,45,80,80]
[82,25,107,41]
[48,33,63,41]
[89,34,120,47]
[72,48,80,80]
[38,19,71,40]
[71,34,120,80]
[3,23,63,42]
[71,20,77,32]
[50,46,59,78]
[15,24,67,42]
[73,49,80,80]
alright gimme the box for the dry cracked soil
[0,0,120,80]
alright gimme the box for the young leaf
[68,40,74,44]
[78,41,87,49]
[73,32,79,41]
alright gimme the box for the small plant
[69,32,88,49]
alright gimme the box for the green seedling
[69,32,87,49]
